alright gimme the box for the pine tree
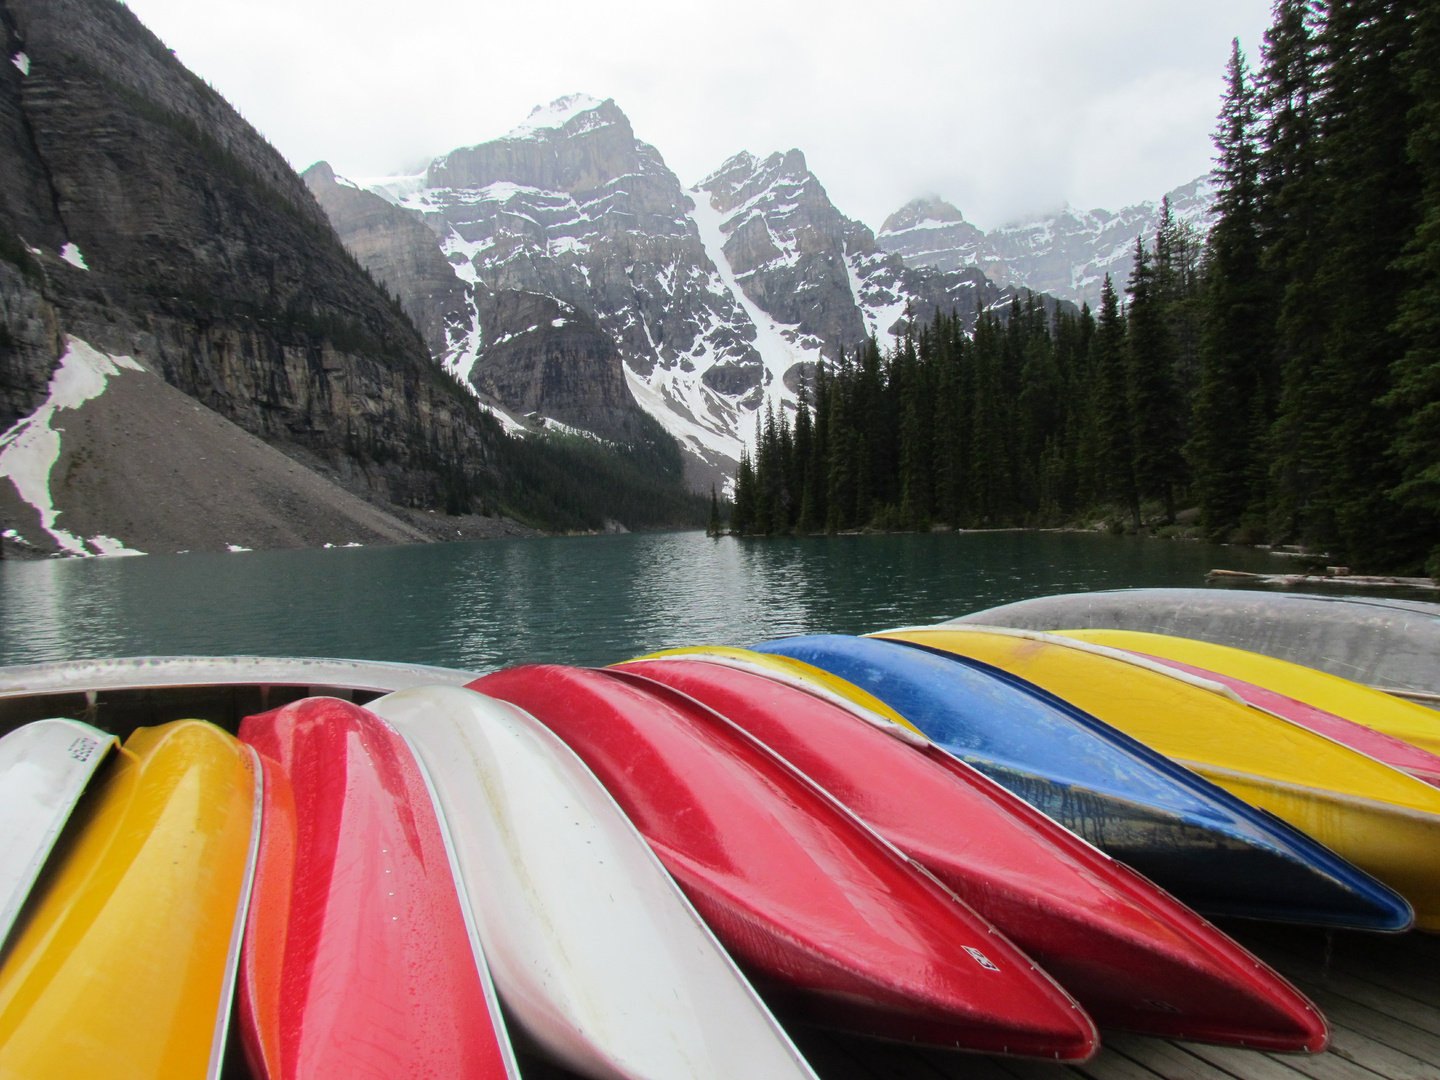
[732,447,756,535]
[706,485,723,537]
[1191,39,1271,537]
[1385,0,1440,575]
[1303,0,1425,567]
[1264,0,1330,542]
[1126,238,1187,522]
[1091,276,1139,527]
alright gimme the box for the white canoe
[0,718,116,950]
[369,684,820,1080]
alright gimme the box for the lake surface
[0,530,1282,673]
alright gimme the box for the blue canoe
[753,635,1411,931]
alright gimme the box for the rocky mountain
[340,95,1053,486]
[0,0,702,556]
[879,176,1217,308]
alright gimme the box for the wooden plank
[908,1047,1042,1080]
[1178,1042,1324,1080]
[1325,1024,1440,1080]
[989,1057,1082,1080]
[1253,937,1440,1027]
[1103,1035,1241,1080]
[1269,1048,1391,1080]
[1302,988,1440,1070]
[1073,1046,1166,1080]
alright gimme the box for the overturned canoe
[368,684,821,1080]
[949,588,1440,699]
[473,664,1099,1061]
[1057,628,1440,757]
[238,697,518,1080]
[0,718,115,951]
[754,635,1411,931]
[0,720,260,1080]
[1064,635,1440,788]
[616,653,1327,1051]
[874,627,1440,931]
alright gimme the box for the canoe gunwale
[0,719,117,955]
[0,656,481,699]
[208,743,264,1080]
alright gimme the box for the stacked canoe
[1,590,1438,1078]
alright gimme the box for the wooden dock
[775,922,1440,1080]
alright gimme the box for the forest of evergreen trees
[730,0,1440,576]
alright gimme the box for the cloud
[121,0,1272,229]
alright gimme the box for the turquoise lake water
[0,530,1284,672]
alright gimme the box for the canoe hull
[757,634,1411,931]
[369,684,820,1080]
[238,697,516,1080]
[616,656,1328,1051]
[0,718,115,951]
[473,664,1099,1061]
[883,628,1440,931]
[0,721,258,1080]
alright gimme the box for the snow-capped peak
[506,93,609,139]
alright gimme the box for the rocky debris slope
[342,96,1054,484]
[0,0,507,554]
[879,177,1217,308]
[0,337,442,558]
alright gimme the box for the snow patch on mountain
[507,93,609,138]
[688,190,808,414]
[0,337,145,555]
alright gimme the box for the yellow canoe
[1058,628,1440,756]
[873,626,1440,930]
[634,645,928,737]
[0,720,260,1080]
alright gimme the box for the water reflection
[0,530,1282,672]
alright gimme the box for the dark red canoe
[238,697,516,1080]
[614,656,1329,1052]
[471,665,1098,1061]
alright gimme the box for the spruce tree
[1126,239,1186,522]
[1385,0,1440,574]
[1191,39,1271,537]
[706,485,723,537]
[1091,276,1139,528]
[1304,0,1424,567]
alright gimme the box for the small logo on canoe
[963,946,1000,971]
[67,737,97,762]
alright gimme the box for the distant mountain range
[878,178,1217,309]
[315,94,1076,487]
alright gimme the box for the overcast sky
[121,0,1273,231]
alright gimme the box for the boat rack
[0,656,478,740]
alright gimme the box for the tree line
[730,0,1440,575]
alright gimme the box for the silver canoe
[951,589,1440,702]
[369,684,821,1080]
[0,718,116,950]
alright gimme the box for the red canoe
[238,697,517,1080]
[1126,651,1440,789]
[471,665,1098,1061]
[615,656,1329,1051]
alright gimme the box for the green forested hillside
[733,0,1440,576]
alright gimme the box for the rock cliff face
[301,161,470,367]
[0,0,501,521]
[341,96,1055,483]
[879,177,1217,308]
